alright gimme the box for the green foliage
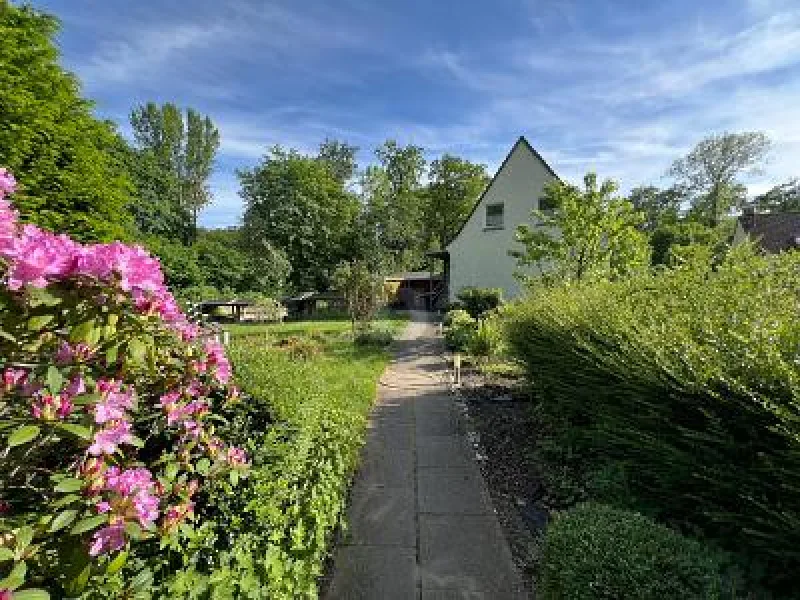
[628,185,681,232]
[129,102,220,242]
[749,178,800,213]
[332,261,385,333]
[354,328,394,347]
[649,219,733,266]
[166,321,398,598]
[505,244,800,595]
[455,287,503,319]
[467,318,501,359]
[443,309,476,352]
[316,138,358,184]
[0,2,132,241]
[239,147,360,291]
[513,173,649,285]
[540,503,722,600]
[425,155,489,249]
[668,131,770,227]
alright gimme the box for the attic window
[485,203,504,229]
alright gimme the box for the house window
[485,203,504,229]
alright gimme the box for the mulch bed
[458,370,551,599]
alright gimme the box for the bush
[467,318,501,358]
[456,287,503,318]
[505,244,800,595]
[0,170,246,597]
[540,503,722,600]
[443,309,476,352]
[354,328,394,347]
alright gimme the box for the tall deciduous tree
[239,147,360,291]
[628,185,682,232]
[513,173,649,285]
[317,138,358,184]
[129,102,220,242]
[425,155,489,249]
[667,131,770,227]
[0,1,132,241]
[374,140,426,269]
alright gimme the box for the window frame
[484,202,505,230]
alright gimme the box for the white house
[441,136,559,302]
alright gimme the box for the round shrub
[443,309,476,352]
[540,503,722,600]
[455,286,503,319]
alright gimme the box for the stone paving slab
[419,514,526,598]
[416,408,461,437]
[326,546,417,600]
[342,481,415,547]
[418,467,490,515]
[421,591,491,600]
[417,435,472,468]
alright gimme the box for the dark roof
[446,136,560,249]
[738,212,800,253]
[385,272,444,281]
[198,300,253,308]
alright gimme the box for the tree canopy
[0,1,132,241]
[513,173,649,285]
[667,131,770,226]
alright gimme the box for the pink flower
[204,340,232,385]
[55,342,93,365]
[226,446,249,467]
[64,375,86,398]
[0,588,12,600]
[89,523,126,556]
[31,392,72,420]
[2,367,27,389]
[88,420,134,455]
[96,501,111,513]
[0,199,17,258]
[102,467,160,527]
[94,385,134,424]
[5,225,78,290]
[0,167,16,198]
[57,394,74,419]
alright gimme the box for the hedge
[165,328,394,599]
[540,503,722,600]
[505,244,800,595]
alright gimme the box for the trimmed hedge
[165,326,395,599]
[506,245,800,595]
[456,286,503,318]
[540,503,722,600]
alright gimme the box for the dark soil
[459,370,551,599]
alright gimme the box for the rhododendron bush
[0,168,247,597]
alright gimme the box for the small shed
[282,291,347,319]
[384,272,445,311]
[196,300,253,322]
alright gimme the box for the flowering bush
[0,168,247,597]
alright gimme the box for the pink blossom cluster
[0,170,196,339]
[89,467,160,556]
[88,380,137,456]
[204,340,232,384]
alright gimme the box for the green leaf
[69,319,97,344]
[14,527,33,553]
[7,425,39,448]
[49,509,78,533]
[13,589,51,600]
[56,423,91,441]
[70,515,107,535]
[105,344,119,367]
[26,315,53,331]
[129,568,153,591]
[196,458,210,476]
[45,366,63,394]
[54,478,83,493]
[0,561,26,590]
[127,338,148,365]
[71,392,101,406]
[0,548,14,562]
[105,550,128,575]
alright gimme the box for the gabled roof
[738,211,800,253]
[446,136,559,249]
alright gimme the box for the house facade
[444,136,559,302]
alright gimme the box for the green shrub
[467,318,501,358]
[276,335,321,360]
[354,328,394,347]
[505,244,800,594]
[443,309,476,352]
[540,503,722,600]
[456,286,503,318]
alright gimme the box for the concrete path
[326,313,526,600]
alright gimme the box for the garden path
[326,312,526,599]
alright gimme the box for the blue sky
[27,0,800,227]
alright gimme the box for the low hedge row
[506,245,800,596]
[164,328,395,598]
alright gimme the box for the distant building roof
[385,272,444,282]
[738,211,800,253]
